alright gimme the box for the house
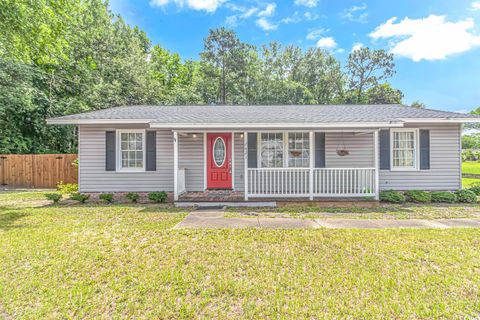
[47,104,480,204]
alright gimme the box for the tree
[346,47,395,103]
[201,27,249,104]
[411,100,426,108]
[365,83,404,104]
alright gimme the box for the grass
[462,161,480,175]
[463,177,480,188]
[226,204,480,220]
[1,192,480,318]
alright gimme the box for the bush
[126,192,140,203]
[455,189,477,203]
[404,190,431,203]
[70,193,90,203]
[45,193,62,203]
[99,193,114,203]
[56,181,78,194]
[431,191,457,203]
[379,190,405,203]
[148,191,168,203]
[468,183,480,195]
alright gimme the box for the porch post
[374,130,380,200]
[309,131,314,200]
[244,131,248,200]
[173,131,178,201]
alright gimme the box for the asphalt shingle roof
[48,104,479,125]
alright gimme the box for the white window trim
[116,129,146,172]
[257,131,311,169]
[390,128,420,171]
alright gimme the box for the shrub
[404,190,431,203]
[70,193,90,203]
[45,193,62,203]
[430,191,457,203]
[455,189,477,203]
[99,193,114,203]
[148,191,168,203]
[468,183,480,195]
[56,181,78,194]
[379,190,405,203]
[126,192,140,203]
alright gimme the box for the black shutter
[146,131,156,171]
[105,131,116,171]
[419,129,430,170]
[315,132,325,168]
[379,129,390,170]
[247,133,257,168]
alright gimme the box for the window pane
[392,131,416,168]
[288,132,309,168]
[261,133,283,168]
[119,132,144,169]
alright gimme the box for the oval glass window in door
[213,137,226,167]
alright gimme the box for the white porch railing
[246,168,376,198]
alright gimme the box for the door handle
[229,159,232,174]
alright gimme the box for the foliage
[126,192,140,203]
[455,189,477,203]
[467,183,480,195]
[404,190,431,203]
[346,47,396,103]
[56,181,78,194]
[462,150,480,161]
[379,190,405,203]
[44,193,62,203]
[148,191,168,203]
[70,192,90,203]
[410,100,426,109]
[0,2,405,153]
[99,193,114,203]
[430,191,457,203]
[462,134,480,150]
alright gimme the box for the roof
[47,104,480,128]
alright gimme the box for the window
[260,133,284,168]
[288,132,310,168]
[118,130,145,171]
[391,129,418,170]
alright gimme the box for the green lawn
[462,161,480,175]
[226,203,480,220]
[1,192,480,318]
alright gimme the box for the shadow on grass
[0,207,30,231]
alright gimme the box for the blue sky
[110,0,480,112]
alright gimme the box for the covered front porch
[169,128,381,202]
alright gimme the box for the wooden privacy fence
[0,154,78,188]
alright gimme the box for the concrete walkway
[174,210,480,229]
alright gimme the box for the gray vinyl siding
[78,124,461,194]
[178,134,204,191]
[379,123,461,191]
[325,132,374,168]
[78,125,173,192]
[234,133,245,191]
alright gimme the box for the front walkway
[174,209,480,229]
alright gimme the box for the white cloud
[316,37,337,49]
[306,28,327,40]
[369,15,480,61]
[225,15,238,27]
[342,3,368,24]
[304,11,320,21]
[256,17,278,31]
[471,1,480,10]
[149,0,224,12]
[241,7,259,18]
[258,3,276,17]
[351,42,363,52]
[294,0,318,8]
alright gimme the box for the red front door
[207,133,232,189]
